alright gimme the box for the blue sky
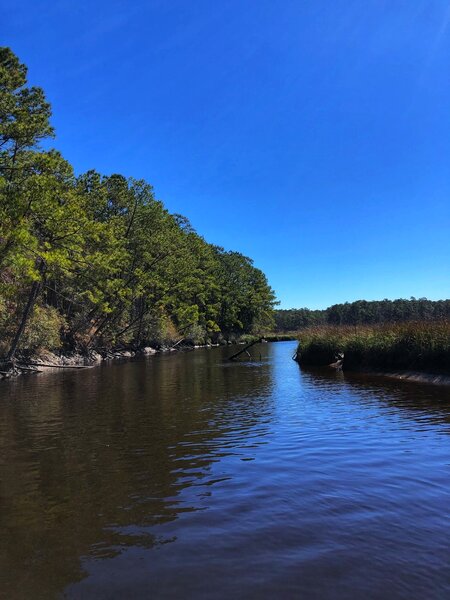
[2,0,449,308]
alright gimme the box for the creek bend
[1,341,449,599]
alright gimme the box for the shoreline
[4,343,449,388]
[294,322,450,388]
[355,369,450,387]
[0,337,298,380]
[298,362,450,387]
[0,343,226,380]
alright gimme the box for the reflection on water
[0,342,449,599]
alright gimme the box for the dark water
[0,342,449,600]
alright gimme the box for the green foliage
[0,298,64,354]
[20,305,65,352]
[0,47,53,152]
[274,308,326,331]
[213,247,276,336]
[325,298,450,325]
[238,333,259,344]
[184,323,208,345]
[0,47,277,356]
[275,298,450,332]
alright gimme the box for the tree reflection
[0,347,274,598]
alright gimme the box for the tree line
[275,298,450,331]
[0,48,276,360]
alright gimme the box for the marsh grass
[296,321,450,374]
[264,334,298,342]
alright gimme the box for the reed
[296,321,450,374]
[264,334,298,342]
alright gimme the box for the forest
[0,48,276,362]
[275,298,450,332]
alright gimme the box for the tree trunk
[6,262,45,361]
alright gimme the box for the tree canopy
[275,298,450,332]
[0,48,276,358]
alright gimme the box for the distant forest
[0,48,276,359]
[275,298,450,331]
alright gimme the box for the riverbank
[0,342,230,380]
[362,370,450,386]
[264,334,297,342]
[294,321,450,383]
[0,348,147,379]
[0,335,269,380]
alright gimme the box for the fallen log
[26,362,89,369]
[228,339,259,361]
[16,364,43,373]
[169,337,186,351]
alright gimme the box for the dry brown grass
[296,321,450,373]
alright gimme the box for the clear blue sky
[2,0,449,308]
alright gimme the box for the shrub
[20,305,66,353]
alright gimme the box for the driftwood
[169,338,186,351]
[329,353,344,371]
[16,364,43,373]
[228,339,259,361]
[26,362,89,369]
[0,363,40,378]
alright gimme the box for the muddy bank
[0,348,151,379]
[296,358,450,387]
[360,369,450,387]
[294,335,450,386]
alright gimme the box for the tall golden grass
[296,321,450,373]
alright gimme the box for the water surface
[1,342,449,599]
